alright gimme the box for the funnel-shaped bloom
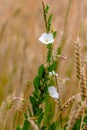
[39,33,54,44]
[48,86,59,99]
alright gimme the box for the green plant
[16,1,64,130]
[15,1,87,130]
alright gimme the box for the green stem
[55,75,63,129]
[47,44,52,65]
[42,1,48,33]
[52,55,63,128]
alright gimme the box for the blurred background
[0,0,87,129]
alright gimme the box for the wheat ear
[75,38,81,80]
[61,93,81,111]
[80,67,87,99]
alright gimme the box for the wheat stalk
[80,100,87,130]
[67,102,84,130]
[28,118,39,130]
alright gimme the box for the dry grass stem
[28,118,39,130]
[67,103,84,130]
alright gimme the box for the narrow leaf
[33,76,40,89]
[45,5,50,14]
[16,125,21,130]
[38,112,44,125]
[53,31,57,38]
[30,96,36,106]
[38,64,45,78]
[22,120,30,130]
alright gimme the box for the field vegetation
[0,0,87,130]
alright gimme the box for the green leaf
[83,115,87,122]
[44,86,48,94]
[28,107,32,117]
[36,108,43,116]
[44,96,54,125]
[22,120,30,130]
[41,126,47,130]
[53,31,57,38]
[45,5,50,14]
[63,124,67,130]
[47,14,53,32]
[16,125,21,130]
[33,76,40,89]
[33,89,39,98]
[30,96,36,106]
[85,110,87,113]
[38,112,44,125]
[48,14,53,25]
[38,64,45,78]
[57,47,61,56]
[49,122,56,130]
[63,126,67,130]
[24,113,28,119]
[48,61,57,72]
[38,96,45,104]
[72,118,81,130]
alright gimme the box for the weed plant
[0,1,87,130]
[16,1,87,130]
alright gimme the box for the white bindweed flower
[48,86,59,99]
[49,71,58,77]
[39,33,54,44]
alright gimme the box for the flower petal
[39,33,54,44]
[48,86,59,99]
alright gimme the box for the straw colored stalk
[28,118,39,130]
[80,100,87,130]
[67,103,85,130]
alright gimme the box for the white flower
[48,86,59,99]
[39,33,54,44]
[49,71,58,77]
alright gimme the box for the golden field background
[0,0,87,129]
